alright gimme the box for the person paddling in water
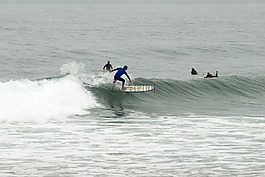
[110,65,131,90]
[103,61,113,71]
[191,68,198,75]
[205,71,218,78]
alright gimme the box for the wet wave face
[87,74,265,116]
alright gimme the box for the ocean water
[1,1,265,176]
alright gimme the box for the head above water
[107,61,110,64]
[123,65,128,70]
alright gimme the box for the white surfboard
[123,85,154,93]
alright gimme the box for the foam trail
[0,75,98,123]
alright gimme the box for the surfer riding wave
[110,65,131,90]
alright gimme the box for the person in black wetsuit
[205,71,218,78]
[110,65,131,90]
[191,68,198,75]
[103,61,113,71]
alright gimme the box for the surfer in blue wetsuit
[103,61,113,71]
[110,65,131,90]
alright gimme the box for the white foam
[60,61,114,86]
[60,61,85,76]
[83,71,114,86]
[0,75,99,123]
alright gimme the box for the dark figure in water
[191,68,198,75]
[103,61,113,71]
[205,71,218,78]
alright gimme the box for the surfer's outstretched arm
[125,73,131,82]
[110,68,117,72]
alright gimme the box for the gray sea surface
[0,2,265,176]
